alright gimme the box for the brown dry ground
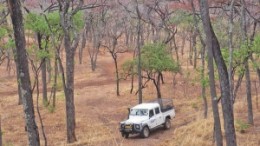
[0,51,260,146]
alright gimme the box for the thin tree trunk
[0,115,2,146]
[33,65,47,146]
[172,35,179,62]
[199,0,223,145]
[255,81,258,109]
[47,58,51,83]
[15,59,23,105]
[8,0,40,145]
[11,36,22,105]
[233,73,244,102]
[190,0,207,118]
[245,62,254,124]
[79,30,86,64]
[181,35,186,57]
[241,0,253,125]
[136,1,142,104]
[189,35,193,65]
[53,56,58,107]
[228,0,235,105]
[193,32,197,69]
[36,33,48,103]
[112,53,120,96]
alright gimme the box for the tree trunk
[36,33,47,103]
[193,31,197,69]
[8,0,40,145]
[156,74,161,98]
[11,36,22,105]
[255,81,258,109]
[64,33,77,143]
[0,115,2,146]
[79,30,86,64]
[190,0,207,118]
[212,28,237,146]
[53,56,58,107]
[199,0,223,145]
[136,1,143,104]
[228,0,235,105]
[59,1,79,143]
[241,0,253,125]
[15,58,23,105]
[200,0,237,145]
[245,62,254,124]
[112,53,120,96]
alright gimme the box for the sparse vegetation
[235,119,250,133]
[0,0,259,146]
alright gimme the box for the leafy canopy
[122,43,180,76]
[140,43,179,73]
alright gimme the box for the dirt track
[1,51,259,146]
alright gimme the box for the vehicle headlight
[135,124,140,129]
[120,123,124,129]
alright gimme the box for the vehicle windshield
[130,109,148,116]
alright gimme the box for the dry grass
[0,51,260,146]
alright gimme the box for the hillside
[0,50,259,146]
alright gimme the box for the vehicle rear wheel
[164,118,171,130]
[141,126,150,138]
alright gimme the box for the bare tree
[200,0,237,146]
[199,1,223,145]
[7,0,40,145]
[190,0,207,118]
[102,6,127,96]
[57,0,100,143]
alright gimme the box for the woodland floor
[0,50,260,146]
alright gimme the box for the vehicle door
[155,107,164,125]
[148,109,157,129]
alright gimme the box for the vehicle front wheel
[122,132,129,138]
[141,126,150,138]
[164,118,171,130]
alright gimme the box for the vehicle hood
[125,116,148,124]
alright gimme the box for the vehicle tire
[141,126,150,138]
[122,132,129,138]
[164,118,171,130]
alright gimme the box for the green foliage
[36,49,51,60]
[48,105,55,113]
[4,142,14,146]
[121,59,137,77]
[252,35,260,54]
[0,27,7,38]
[121,43,180,77]
[140,43,180,73]
[72,11,84,31]
[235,119,250,133]
[4,39,15,49]
[25,13,50,34]
[170,10,193,30]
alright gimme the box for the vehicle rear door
[148,109,157,129]
[155,107,164,125]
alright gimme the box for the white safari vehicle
[119,98,175,138]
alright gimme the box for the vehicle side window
[155,107,160,114]
[149,109,154,118]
